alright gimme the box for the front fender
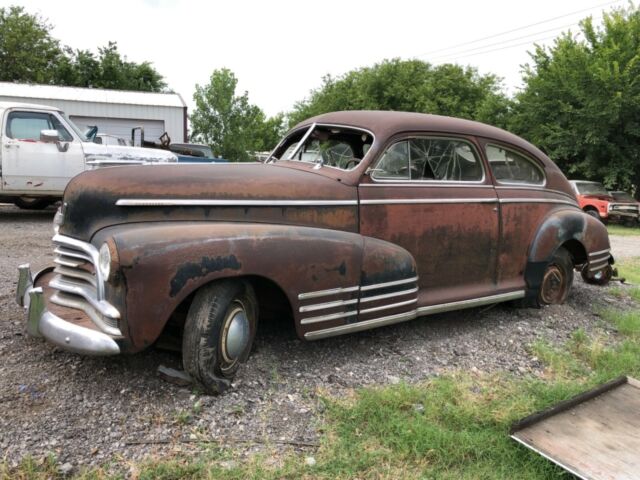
[525,208,610,293]
[99,222,364,350]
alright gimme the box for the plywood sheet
[512,377,640,480]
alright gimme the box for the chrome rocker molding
[305,290,525,340]
[16,264,121,355]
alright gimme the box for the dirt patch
[0,204,638,471]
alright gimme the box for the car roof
[0,101,61,112]
[294,110,550,162]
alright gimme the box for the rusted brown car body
[17,111,611,390]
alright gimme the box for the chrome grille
[49,234,121,335]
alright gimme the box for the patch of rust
[170,255,241,297]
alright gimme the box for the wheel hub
[541,265,565,304]
[222,305,250,362]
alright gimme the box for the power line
[429,21,578,62]
[415,0,622,58]
[432,34,564,62]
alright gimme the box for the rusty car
[16,111,613,394]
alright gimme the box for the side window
[6,112,51,140]
[372,138,483,182]
[48,114,73,142]
[6,111,73,142]
[372,141,410,180]
[486,145,544,185]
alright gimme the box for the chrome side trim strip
[116,199,358,207]
[498,198,578,207]
[589,260,609,272]
[360,287,419,303]
[300,310,358,325]
[359,183,495,188]
[495,186,577,201]
[305,310,417,340]
[304,290,527,340]
[299,298,358,313]
[360,276,418,291]
[360,198,497,205]
[589,248,610,258]
[298,285,359,300]
[359,298,418,315]
[416,290,525,315]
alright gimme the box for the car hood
[60,163,358,240]
[82,142,178,165]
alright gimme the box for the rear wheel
[182,280,257,394]
[14,197,52,210]
[538,247,574,305]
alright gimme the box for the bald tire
[182,280,257,395]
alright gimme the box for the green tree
[288,59,510,127]
[0,6,62,83]
[512,6,640,196]
[55,42,166,92]
[190,69,284,161]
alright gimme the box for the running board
[304,290,525,340]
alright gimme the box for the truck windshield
[272,124,373,171]
[576,182,609,196]
[60,113,89,141]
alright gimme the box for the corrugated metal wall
[0,96,185,143]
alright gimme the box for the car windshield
[272,124,373,171]
[60,113,89,141]
[576,182,609,195]
[611,191,635,202]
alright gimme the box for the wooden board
[511,377,640,480]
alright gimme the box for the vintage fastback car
[17,111,612,393]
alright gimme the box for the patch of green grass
[613,257,640,301]
[607,224,640,237]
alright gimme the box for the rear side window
[6,111,73,142]
[486,144,544,185]
[372,137,483,182]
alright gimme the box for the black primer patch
[170,255,241,297]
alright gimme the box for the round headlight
[98,243,111,280]
[53,207,64,234]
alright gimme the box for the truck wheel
[182,280,257,394]
[584,209,600,220]
[538,247,574,305]
[581,263,613,286]
[14,197,52,210]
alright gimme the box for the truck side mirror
[40,130,60,143]
[40,129,69,153]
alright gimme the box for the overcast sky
[5,0,625,117]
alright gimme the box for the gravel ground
[1,203,638,473]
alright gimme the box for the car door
[359,134,500,308]
[2,110,85,193]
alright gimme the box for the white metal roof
[0,82,186,108]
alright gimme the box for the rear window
[486,145,544,185]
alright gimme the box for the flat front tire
[538,247,574,305]
[182,280,258,394]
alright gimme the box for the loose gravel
[0,203,638,473]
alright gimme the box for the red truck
[569,180,639,224]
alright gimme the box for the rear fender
[525,208,610,295]
[101,223,364,350]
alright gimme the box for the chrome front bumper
[16,264,120,355]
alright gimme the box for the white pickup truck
[0,101,177,209]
